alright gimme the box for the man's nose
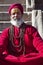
[15,13,18,17]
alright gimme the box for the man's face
[10,8,22,21]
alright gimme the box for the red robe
[0,24,43,65]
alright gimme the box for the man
[0,3,43,65]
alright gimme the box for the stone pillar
[32,10,43,39]
[26,0,35,11]
[0,0,5,3]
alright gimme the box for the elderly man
[0,3,43,65]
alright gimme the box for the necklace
[9,25,26,55]
[12,36,25,55]
[12,28,22,47]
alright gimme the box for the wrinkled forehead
[11,8,21,14]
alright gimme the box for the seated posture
[0,3,43,65]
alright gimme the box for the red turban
[8,3,23,15]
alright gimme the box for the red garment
[0,24,43,65]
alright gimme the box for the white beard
[10,18,24,27]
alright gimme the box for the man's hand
[5,55,19,62]
[19,53,42,62]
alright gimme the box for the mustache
[11,16,21,21]
[11,18,21,22]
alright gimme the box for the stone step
[0,4,26,11]
[0,23,11,31]
[0,0,26,4]
[0,3,34,12]
[0,5,9,12]
[0,12,10,21]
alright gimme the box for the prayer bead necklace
[11,27,25,55]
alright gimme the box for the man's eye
[12,13,15,15]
